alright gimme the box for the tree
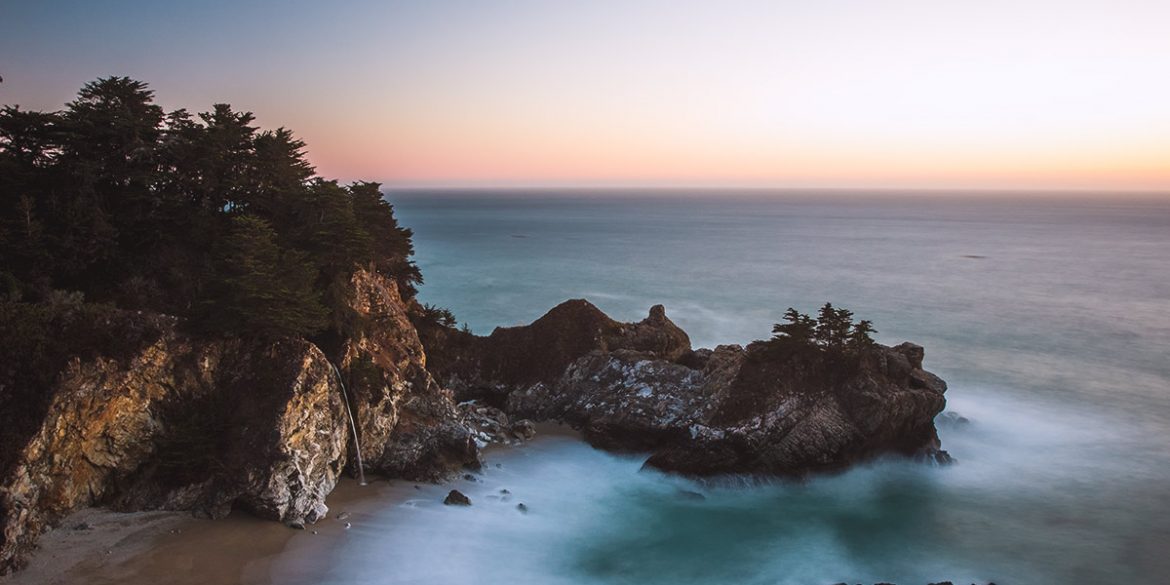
[768,303,878,357]
[848,319,877,350]
[349,181,422,296]
[814,303,854,350]
[196,216,326,338]
[1,77,425,338]
[770,307,816,347]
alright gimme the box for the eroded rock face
[428,304,949,478]
[0,318,347,573]
[644,341,948,477]
[338,270,479,480]
[418,300,692,406]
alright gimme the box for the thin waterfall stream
[329,362,367,486]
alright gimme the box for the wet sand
[0,479,423,585]
[2,425,579,585]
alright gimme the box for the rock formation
[0,269,479,573]
[0,319,347,573]
[425,301,950,478]
[415,300,692,406]
[337,270,479,480]
[0,291,948,574]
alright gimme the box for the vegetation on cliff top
[0,76,420,339]
[766,302,876,355]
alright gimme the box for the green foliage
[196,216,327,338]
[417,303,458,328]
[769,303,877,354]
[0,77,421,338]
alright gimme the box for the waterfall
[329,361,367,486]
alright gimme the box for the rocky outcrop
[0,314,347,573]
[428,304,949,478]
[416,300,691,406]
[460,401,537,447]
[338,270,479,480]
[1,288,948,573]
[0,269,484,574]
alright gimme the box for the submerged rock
[443,490,471,506]
[937,411,971,429]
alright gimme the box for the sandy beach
[1,427,577,585]
[0,478,408,585]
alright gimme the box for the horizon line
[379,184,1170,197]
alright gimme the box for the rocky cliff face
[1,289,949,574]
[339,270,479,480]
[427,302,950,478]
[0,269,481,574]
[0,317,347,573]
[416,300,692,406]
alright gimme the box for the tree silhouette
[768,303,877,356]
[0,77,423,339]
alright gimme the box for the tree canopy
[0,77,421,339]
[769,302,877,354]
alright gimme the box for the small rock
[336,511,351,520]
[938,411,971,428]
[500,488,511,495]
[286,521,306,530]
[444,489,472,506]
[72,522,91,531]
[345,522,352,529]
[516,503,528,514]
[312,530,318,535]
[510,419,537,440]
[462,473,478,482]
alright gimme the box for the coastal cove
[387,192,1170,585]
[2,192,1167,585]
[5,2,1170,579]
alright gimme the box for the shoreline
[0,478,438,585]
[1,425,583,585]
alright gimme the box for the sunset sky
[3,0,1169,191]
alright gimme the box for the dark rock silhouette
[443,490,471,506]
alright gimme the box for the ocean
[311,191,1170,584]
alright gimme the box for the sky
[2,0,1169,191]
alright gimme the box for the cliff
[0,270,476,574]
[339,270,479,479]
[0,291,949,574]
[0,318,346,572]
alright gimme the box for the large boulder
[0,309,347,573]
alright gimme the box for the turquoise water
[331,191,1170,584]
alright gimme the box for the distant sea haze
[290,190,1169,585]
